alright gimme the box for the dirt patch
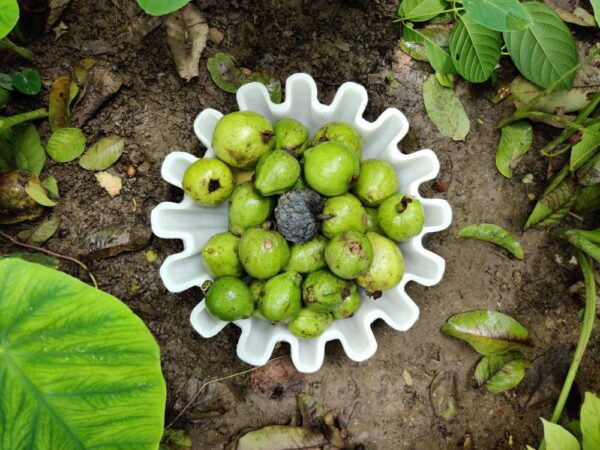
[2,0,599,449]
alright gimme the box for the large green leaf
[496,121,533,178]
[581,392,600,450]
[0,0,19,40]
[571,123,600,172]
[441,310,531,355]
[504,2,578,90]
[542,419,581,450]
[458,223,524,259]
[592,0,600,27]
[13,124,45,175]
[397,0,448,22]
[463,0,532,31]
[422,74,470,140]
[79,135,124,171]
[449,14,501,83]
[474,351,530,393]
[0,258,166,448]
[403,24,455,73]
[137,0,191,16]
[46,128,86,163]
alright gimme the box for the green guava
[228,181,273,236]
[254,149,301,196]
[324,229,373,279]
[303,142,359,196]
[258,271,302,323]
[205,276,254,321]
[288,307,333,339]
[274,118,309,157]
[238,228,289,279]
[353,159,398,207]
[356,232,404,293]
[284,235,328,273]
[332,286,361,319]
[378,194,425,242]
[302,269,352,312]
[201,232,244,278]
[321,193,368,239]
[182,158,234,205]
[311,122,362,159]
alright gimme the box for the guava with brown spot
[201,232,244,278]
[0,170,44,224]
[205,276,254,321]
[182,158,234,205]
[321,193,368,239]
[284,235,328,273]
[365,207,383,233]
[274,118,309,157]
[228,181,273,236]
[259,271,302,323]
[357,232,404,292]
[302,269,352,312]
[288,307,333,339]
[332,284,361,319]
[254,149,301,196]
[378,194,425,242]
[212,111,274,169]
[238,228,290,279]
[311,121,362,159]
[324,229,373,279]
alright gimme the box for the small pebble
[208,27,224,44]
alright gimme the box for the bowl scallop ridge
[151,73,452,373]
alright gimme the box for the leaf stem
[496,111,587,131]
[165,354,290,429]
[0,230,98,288]
[0,37,34,61]
[0,108,49,133]
[539,251,596,450]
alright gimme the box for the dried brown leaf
[429,370,458,421]
[95,171,122,198]
[165,4,208,81]
[86,224,152,260]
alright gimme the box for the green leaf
[542,419,581,450]
[207,53,246,94]
[463,0,532,31]
[592,0,600,28]
[17,215,60,246]
[458,223,524,259]
[573,184,600,213]
[441,310,531,355]
[571,124,600,171]
[474,351,530,393]
[0,72,12,90]
[0,0,19,40]
[0,258,166,448]
[425,38,455,74]
[47,127,86,163]
[42,176,59,199]
[449,14,501,83]
[13,123,45,176]
[581,392,600,450]
[79,135,124,171]
[25,180,56,207]
[525,177,577,229]
[577,152,600,186]
[400,24,453,64]
[235,425,327,450]
[565,421,582,443]
[422,74,470,141]
[503,2,578,90]
[160,429,192,449]
[397,0,448,22]
[137,0,191,15]
[0,252,60,269]
[496,121,533,178]
[10,69,41,95]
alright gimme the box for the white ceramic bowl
[151,73,452,373]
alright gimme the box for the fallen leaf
[524,177,577,229]
[322,410,345,448]
[46,128,86,163]
[298,394,323,430]
[573,184,600,213]
[79,135,124,171]
[73,58,98,85]
[496,121,533,178]
[25,180,56,207]
[11,69,41,95]
[160,429,192,450]
[86,224,152,259]
[53,21,68,40]
[571,122,600,171]
[72,61,123,128]
[13,124,45,176]
[46,0,72,31]
[474,351,531,394]
[511,65,600,113]
[422,74,470,141]
[234,425,327,450]
[441,310,531,355]
[17,215,60,246]
[429,370,458,421]
[95,171,122,198]
[0,171,45,224]
[516,344,574,409]
[49,75,72,130]
[577,151,600,185]
[249,357,305,399]
[543,0,595,26]
[165,4,208,81]
[0,252,59,269]
[85,16,163,56]
[42,176,59,199]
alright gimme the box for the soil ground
[2,0,599,448]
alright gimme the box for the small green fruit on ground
[0,170,44,224]
[274,118,309,157]
[378,194,425,242]
[182,158,234,205]
[303,142,359,196]
[254,149,301,196]
[324,230,373,279]
[365,207,382,233]
[238,228,290,279]
[228,181,273,236]
[311,121,362,159]
[357,232,404,292]
[288,307,333,339]
[258,272,302,323]
[212,111,274,169]
[332,286,361,319]
[201,232,244,278]
[205,277,254,321]
[353,159,398,207]
[321,193,368,239]
[302,269,352,312]
[285,235,328,273]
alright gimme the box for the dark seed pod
[275,189,324,243]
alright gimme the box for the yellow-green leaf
[422,75,470,141]
[496,121,533,178]
[42,176,59,199]
[474,351,530,393]
[79,135,124,171]
[398,0,448,22]
[13,123,45,176]
[458,223,524,259]
[47,127,86,163]
[571,123,600,171]
[25,180,56,206]
[542,419,581,450]
[581,392,600,450]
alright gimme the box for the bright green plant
[137,0,191,16]
[0,0,18,40]
[0,258,166,448]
